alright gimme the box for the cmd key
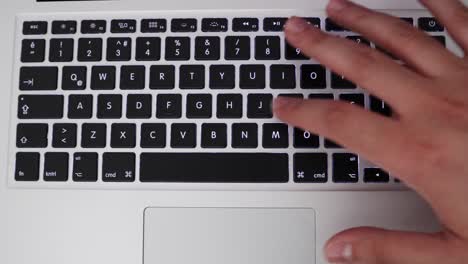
[18,95,63,119]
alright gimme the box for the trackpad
[143,207,316,264]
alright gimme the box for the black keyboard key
[333,153,359,183]
[308,93,334,100]
[73,152,98,182]
[23,21,47,35]
[202,18,228,32]
[325,18,347,31]
[52,123,77,148]
[180,65,205,89]
[136,37,161,61]
[107,38,132,61]
[44,152,69,182]
[171,123,197,148]
[156,94,182,118]
[294,128,319,148]
[217,94,243,118]
[81,123,107,148]
[346,36,371,47]
[141,19,167,33]
[16,123,48,148]
[120,65,145,90]
[225,36,250,60]
[165,37,191,60]
[140,153,288,183]
[102,153,136,182]
[111,19,136,33]
[49,39,74,62]
[52,21,77,34]
[332,73,356,89]
[18,95,63,119]
[97,94,122,118]
[62,66,87,90]
[233,18,259,32]
[21,39,45,62]
[111,124,136,148]
[247,94,273,118]
[294,153,328,183]
[127,94,152,119]
[255,36,280,60]
[364,168,390,183]
[91,66,116,90]
[270,65,296,89]
[263,17,287,32]
[232,123,258,148]
[340,93,365,107]
[240,65,265,89]
[186,94,212,118]
[195,36,220,60]
[370,96,392,117]
[210,65,235,89]
[201,123,227,148]
[285,42,307,60]
[171,18,197,32]
[263,123,289,148]
[418,17,444,32]
[20,66,58,91]
[68,95,93,119]
[150,65,175,89]
[78,38,102,61]
[301,65,326,89]
[81,20,106,34]
[141,123,166,148]
[15,152,40,181]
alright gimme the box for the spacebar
[140,153,289,183]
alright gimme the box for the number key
[285,42,307,60]
[78,38,102,61]
[195,37,220,60]
[165,37,190,60]
[255,36,280,60]
[49,38,74,62]
[225,36,250,60]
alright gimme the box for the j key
[233,18,259,32]
[91,66,116,90]
[111,124,136,148]
[62,66,87,90]
[232,123,258,148]
[195,36,220,60]
[21,39,45,62]
[20,66,58,91]
[309,93,334,100]
[294,128,319,148]
[418,17,444,32]
[171,123,197,148]
[333,153,359,183]
[255,36,280,60]
[78,38,102,61]
[240,65,265,89]
[225,36,250,60]
[23,21,47,35]
[111,19,136,33]
[247,94,272,118]
[263,17,288,31]
[217,94,243,118]
[141,123,167,148]
[141,19,167,33]
[44,153,69,182]
[325,139,343,149]
[165,37,190,60]
[346,36,371,47]
[332,73,356,89]
[102,153,136,182]
[325,18,347,31]
[18,95,64,119]
[270,65,296,89]
[201,123,227,148]
[150,65,175,89]
[107,38,132,61]
[81,20,106,34]
[16,123,48,148]
[340,94,365,107]
[285,42,307,60]
[81,123,107,148]
[370,96,392,117]
[136,37,161,61]
[171,18,197,32]
[97,94,122,119]
[180,65,205,89]
[202,18,228,32]
[52,123,77,148]
[209,65,235,89]
[294,153,328,183]
[68,95,93,119]
[433,36,446,47]
[127,94,152,119]
[15,152,40,181]
[49,38,74,62]
[52,21,77,34]
[156,94,182,118]
[263,123,289,148]
[73,152,98,182]
[364,168,390,183]
[120,65,145,90]
[186,94,212,118]
[301,65,326,89]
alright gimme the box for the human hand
[274,0,468,263]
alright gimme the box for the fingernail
[285,17,310,33]
[325,242,353,263]
[273,97,302,113]
[328,0,350,12]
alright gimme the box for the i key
[49,39,74,62]
[73,152,98,182]
[255,36,280,60]
[111,123,136,148]
[270,65,296,89]
[44,152,69,182]
[78,38,102,61]
[370,96,392,117]
[195,36,220,60]
[225,36,250,60]
[107,38,132,61]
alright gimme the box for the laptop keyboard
[11,11,449,190]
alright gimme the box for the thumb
[324,227,460,264]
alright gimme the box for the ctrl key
[15,152,40,181]
[73,153,98,182]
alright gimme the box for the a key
[23,21,47,35]
[217,94,243,118]
[165,37,190,60]
[15,152,40,181]
[21,39,45,62]
[201,123,227,148]
[255,36,280,60]
[78,38,102,61]
[202,18,228,32]
[186,94,212,118]
[141,123,167,148]
[68,95,93,119]
[62,66,87,90]
[150,65,175,89]
[285,42,307,60]
[263,123,289,148]
[364,168,390,183]
[333,153,359,183]
[171,123,197,148]
[73,152,98,182]
[301,65,326,89]
[294,128,320,148]
[263,17,288,32]
[18,95,64,119]
[209,65,235,89]
[232,18,259,32]
[16,123,48,148]
[331,73,356,89]
[418,17,444,32]
[156,94,182,118]
[270,65,296,89]
[195,36,220,60]
[136,37,161,61]
[111,19,136,33]
[247,94,272,118]
[111,124,136,148]
[52,21,77,34]
[309,93,334,100]
[340,94,365,107]
[127,94,152,119]
[325,18,347,31]
[49,39,74,62]
[20,66,58,91]
[370,96,392,117]
[171,18,197,32]
[294,153,328,183]
[44,152,69,182]
[179,65,205,89]
[81,123,107,148]
[232,123,258,148]
[107,37,132,61]
[81,20,106,34]
[97,94,122,118]
[120,65,145,90]
[240,64,265,89]
[141,19,167,33]
[225,36,250,60]
[102,153,136,182]
[91,66,116,90]
[52,123,77,148]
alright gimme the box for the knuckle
[347,47,381,82]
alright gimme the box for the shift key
[18,95,64,119]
